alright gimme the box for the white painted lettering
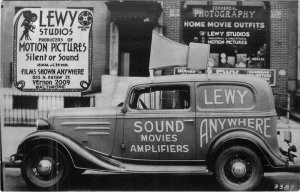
[250,11,255,18]
[137,145,143,152]
[145,145,151,152]
[130,145,136,152]
[172,134,178,142]
[209,119,218,138]
[248,118,255,129]
[156,121,164,133]
[134,121,143,133]
[224,89,235,104]
[228,118,237,127]
[237,90,248,104]
[214,89,223,104]
[165,134,171,142]
[256,119,263,134]
[177,145,183,152]
[166,121,174,132]
[218,119,226,129]
[200,119,208,148]
[198,117,274,148]
[144,121,154,132]
[183,145,189,152]
[176,121,184,132]
[141,135,147,142]
[264,118,271,137]
[203,88,250,106]
[238,118,247,127]
[204,90,213,104]
[148,135,155,142]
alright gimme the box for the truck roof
[128,73,269,87]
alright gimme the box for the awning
[106,1,163,23]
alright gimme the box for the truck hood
[49,107,117,120]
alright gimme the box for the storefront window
[182,2,269,69]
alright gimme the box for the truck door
[195,83,256,160]
[122,83,196,161]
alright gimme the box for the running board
[85,164,210,175]
[123,164,209,174]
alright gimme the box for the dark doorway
[118,21,155,77]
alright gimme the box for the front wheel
[214,146,263,191]
[21,144,70,190]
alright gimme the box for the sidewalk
[1,126,36,163]
[1,117,300,164]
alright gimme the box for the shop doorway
[118,21,155,77]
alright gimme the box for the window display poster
[236,53,247,68]
[208,53,219,67]
[13,8,93,92]
[182,5,268,68]
[212,68,276,86]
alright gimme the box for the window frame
[126,83,192,112]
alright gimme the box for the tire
[21,144,70,190]
[214,146,263,191]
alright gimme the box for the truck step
[83,164,210,175]
[123,164,209,174]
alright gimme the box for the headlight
[36,118,50,130]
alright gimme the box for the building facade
[0,0,298,125]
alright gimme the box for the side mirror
[121,106,127,113]
[117,102,127,113]
[117,102,124,107]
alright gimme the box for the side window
[129,85,190,110]
[13,96,38,109]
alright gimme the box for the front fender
[16,131,122,171]
[207,128,287,170]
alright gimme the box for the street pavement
[2,167,300,191]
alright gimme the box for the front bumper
[9,153,23,163]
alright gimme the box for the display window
[182,3,269,69]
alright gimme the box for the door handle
[183,119,194,123]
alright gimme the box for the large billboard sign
[13,8,93,92]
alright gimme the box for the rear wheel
[214,146,263,191]
[21,144,70,190]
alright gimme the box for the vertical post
[109,22,119,75]
[121,53,130,76]
[90,96,95,107]
[287,93,290,124]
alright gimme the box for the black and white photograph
[0,0,300,191]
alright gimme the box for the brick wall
[162,0,181,42]
[270,1,297,108]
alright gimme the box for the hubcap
[37,159,53,175]
[231,161,247,178]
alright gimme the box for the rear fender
[207,128,287,171]
[17,131,121,171]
